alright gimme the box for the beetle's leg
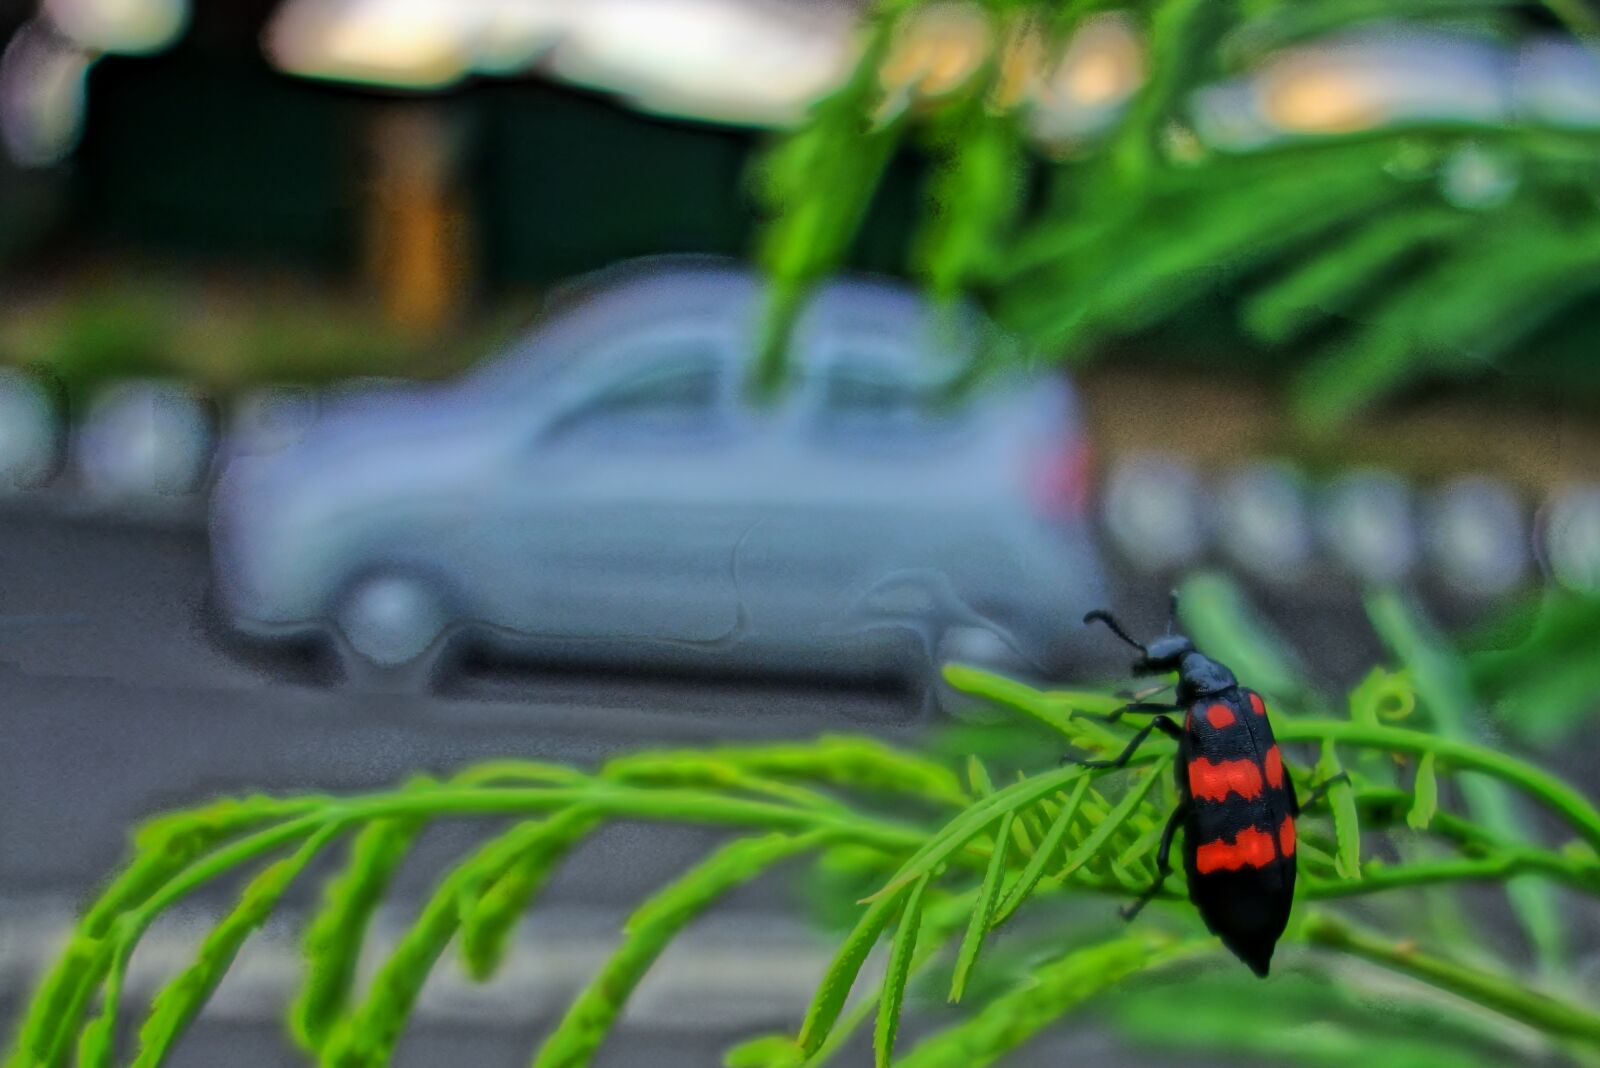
[1114,681,1175,702]
[1293,771,1352,815]
[1166,589,1180,634]
[1074,699,1182,724]
[1078,715,1182,768]
[1122,799,1189,921]
[1122,701,1183,716]
[1288,771,1352,816]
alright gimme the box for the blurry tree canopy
[752,0,1600,432]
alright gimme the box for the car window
[544,344,726,445]
[815,355,957,435]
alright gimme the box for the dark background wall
[61,19,922,290]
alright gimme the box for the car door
[737,344,978,668]
[484,331,748,648]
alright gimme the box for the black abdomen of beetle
[1176,685,1295,976]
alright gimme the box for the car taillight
[1030,439,1093,520]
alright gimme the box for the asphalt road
[0,503,926,1062]
[0,503,931,888]
[0,501,1467,1067]
[3,504,1182,1068]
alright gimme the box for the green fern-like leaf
[75,936,133,1068]
[867,764,1086,902]
[459,806,602,981]
[1243,208,1467,344]
[1317,741,1362,881]
[293,808,429,1052]
[898,933,1209,1067]
[1408,752,1439,831]
[751,10,906,396]
[4,799,321,1068]
[5,934,113,1068]
[874,870,932,1067]
[948,810,1013,1002]
[799,882,911,1055]
[1057,759,1170,883]
[134,824,343,1066]
[532,830,827,1068]
[912,90,1027,301]
[319,819,571,1068]
[990,775,1089,927]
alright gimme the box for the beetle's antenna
[1083,610,1147,653]
[1167,590,1180,634]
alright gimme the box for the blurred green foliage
[1471,590,1600,747]
[755,0,1600,430]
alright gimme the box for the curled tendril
[1350,667,1418,724]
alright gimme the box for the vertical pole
[363,101,471,337]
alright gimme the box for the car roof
[468,257,987,395]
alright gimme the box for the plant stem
[1305,854,1599,899]
[129,814,334,923]
[1351,788,1502,850]
[1275,719,1600,853]
[1302,912,1600,1047]
[320,784,934,854]
[1540,0,1600,39]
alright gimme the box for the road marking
[0,898,838,1028]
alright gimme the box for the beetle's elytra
[1082,601,1307,977]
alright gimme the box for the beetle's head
[1134,632,1196,674]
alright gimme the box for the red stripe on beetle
[1248,692,1266,716]
[1187,758,1263,802]
[1278,816,1296,858]
[1196,827,1278,873]
[1203,703,1236,728]
[1263,746,1283,788]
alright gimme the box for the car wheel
[334,572,453,682]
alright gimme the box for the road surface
[0,501,1443,1067]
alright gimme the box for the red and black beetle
[1080,601,1337,977]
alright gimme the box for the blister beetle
[1079,601,1338,976]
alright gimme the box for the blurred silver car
[210,260,1106,688]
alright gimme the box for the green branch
[1274,720,1600,854]
[1305,854,1599,899]
[1303,912,1600,1045]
